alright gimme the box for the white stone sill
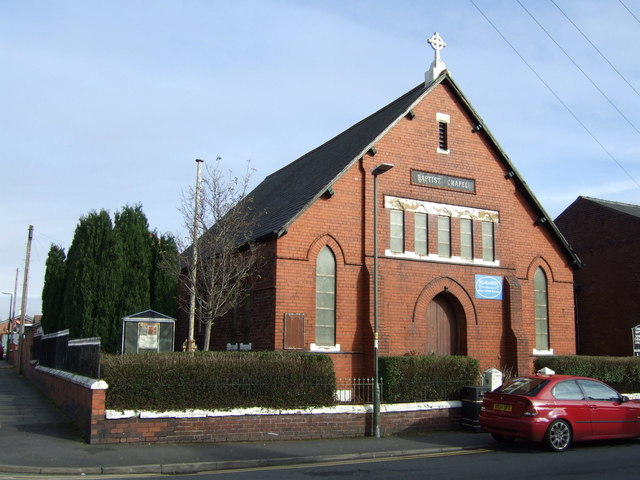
[106,400,461,419]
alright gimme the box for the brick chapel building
[188,34,581,378]
[555,196,640,356]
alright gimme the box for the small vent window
[436,112,450,154]
[438,122,448,150]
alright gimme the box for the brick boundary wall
[24,362,462,445]
[96,403,461,444]
[25,363,107,441]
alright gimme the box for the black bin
[461,386,490,432]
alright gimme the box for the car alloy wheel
[545,419,572,452]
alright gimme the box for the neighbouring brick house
[178,34,581,378]
[555,196,640,356]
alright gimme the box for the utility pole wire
[470,0,640,192]
[620,0,640,25]
[517,0,640,137]
[552,0,640,99]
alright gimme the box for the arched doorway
[426,293,463,355]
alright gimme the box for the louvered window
[436,112,450,153]
[438,121,448,151]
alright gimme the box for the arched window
[534,268,549,351]
[315,246,336,346]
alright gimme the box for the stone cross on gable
[428,32,446,62]
[426,32,447,84]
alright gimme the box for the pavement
[0,361,495,476]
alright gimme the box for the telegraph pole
[18,225,33,374]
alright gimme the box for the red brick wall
[210,241,279,351]
[94,407,460,444]
[555,198,640,356]
[25,364,106,441]
[257,81,576,377]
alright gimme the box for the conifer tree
[63,210,122,350]
[150,232,179,316]
[42,205,179,352]
[114,204,152,318]
[41,244,66,333]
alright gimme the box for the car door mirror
[621,395,630,403]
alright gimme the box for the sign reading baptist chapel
[411,169,475,193]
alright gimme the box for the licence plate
[493,403,512,412]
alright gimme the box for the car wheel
[491,433,515,443]
[545,419,572,452]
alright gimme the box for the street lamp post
[371,162,394,438]
[186,159,204,353]
[1,292,12,360]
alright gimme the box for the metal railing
[335,377,379,403]
[33,330,101,379]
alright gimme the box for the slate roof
[248,81,431,241]
[221,72,581,268]
[581,196,640,219]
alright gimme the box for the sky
[2,0,640,320]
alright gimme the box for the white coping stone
[381,401,459,413]
[107,410,139,419]
[36,365,108,390]
[106,400,462,420]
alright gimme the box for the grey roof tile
[582,196,640,219]
[249,82,429,240]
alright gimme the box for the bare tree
[178,158,263,351]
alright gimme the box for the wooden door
[426,295,458,355]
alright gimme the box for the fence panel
[34,329,101,379]
[335,378,379,403]
[67,338,101,379]
[38,330,69,370]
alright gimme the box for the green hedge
[380,355,480,402]
[102,351,336,411]
[534,356,640,393]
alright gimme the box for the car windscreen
[496,377,549,396]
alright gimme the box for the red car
[479,374,640,451]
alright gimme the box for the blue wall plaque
[475,275,503,300]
